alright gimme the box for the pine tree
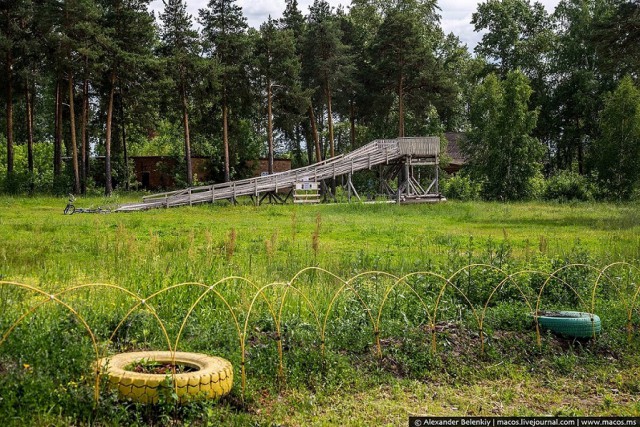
[61,0,102,194]
[67,0,101,194]
[98,0,156,195]
[199,0,249,182]
[255,17,300,174]
[303,0,351,159]
[280,0,312,165]
[0,1,32,178]
[159,0,201,186]
[281,0,305,45]
[369,0,442,138]
[335,8,367,150]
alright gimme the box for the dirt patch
[127,361,197,375]
[0,358,18,376]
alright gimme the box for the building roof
[444,132,466,165]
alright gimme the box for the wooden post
[232,182,236,205]
[404,161,410,196]
[435,157,440,195]
[254,179,258,204]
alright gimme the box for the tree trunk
[105,71,115,196]
[223,99,230,182]
[294,124,303,166]
[309,104,321,163]
[325,81,335,158]
[119,93,129,190]
[350,98,356,150]
[181,82,192,186]
[303,122,314,164]
[54,79,63,177]
[25,78,34,175]
[576,117,584,175]
[267,81,274,174]
[6,51,14,175]
[398,74,405,138]
[69,76,80,193]
[81,68,89,194]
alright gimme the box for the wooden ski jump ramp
[115,137,443,212]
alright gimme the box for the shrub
[441,174,481,201]
[543,170,593,202]
[527,171,546,200]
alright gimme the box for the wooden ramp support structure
[115,137,444,212]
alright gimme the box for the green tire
[535,311,601,338]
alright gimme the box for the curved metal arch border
[592,262,640,341]
[1,262,639,405]
[288,267,382,359]
[165,278,278,400]
[447,264,537,353]
[0,281,107,403]
[376,271,449,356]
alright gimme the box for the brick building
[131,156,292,190]
[131,156,213,190]
[246,158,292,176]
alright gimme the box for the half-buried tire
[99,351,233,404]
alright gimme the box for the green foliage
[592,76,640,201]
[549,0,615,175]
[2,0,640,199]
[441,174,481,201]
[367,0,454,138]
[592,1,640,78]
[472,0,554,76]
[254,17,304,168]
[464,71,544,200]
[158,0,203,186]
[543,170,594,202]
[0,142,57,193]
[199,0,251,181]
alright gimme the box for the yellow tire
[99,351,233,404]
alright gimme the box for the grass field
[1,195,640,425]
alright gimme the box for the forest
[0,0,639,200]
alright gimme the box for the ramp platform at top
[115,137,441,212]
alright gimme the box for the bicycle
[64,194,111,215]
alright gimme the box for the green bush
[543,170,594,202]
[441,174,481,201]
[527,171,546,200]
[0,142,58,194]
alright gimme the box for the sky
[149,0,562,50]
